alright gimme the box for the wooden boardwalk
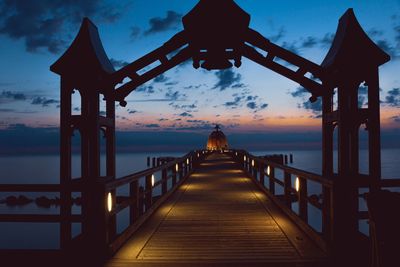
[106,153,327,266]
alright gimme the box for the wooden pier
[107,153,326,266]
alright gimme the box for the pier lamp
[235,152,238,156]
[266,166,270,176]
[197,153,200,157]
[295,177,300,192]
[251,160,255,167]
[107,192,113,213]
[187,158,190,164]
[175,163,179,172]
[244,155,247,161]
[151,174,155,187]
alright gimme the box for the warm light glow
[175,163,179,171]
[266,166,270,176]
[252,160,255,167]
[186,158,189,164]
[295,177,300,192]
[235,152,238,156]
[197,153,200,157]
[151,174,155,187]
[107,192,112,212]
[244,155,247,161]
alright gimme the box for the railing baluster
[284,171,292,208]
[172,165,177,186]
[130,180,139,223]
[322,185,332,242]
[259,162,265,186]
[145,174,152,211]
[298,176,308,221]
[161,168,167,195]
[269,166,275,195]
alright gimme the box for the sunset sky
[0,0,399,152]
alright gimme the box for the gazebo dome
[207,125,228,150]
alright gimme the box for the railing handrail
[105,151,194,190]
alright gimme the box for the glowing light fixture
[151,174,155,187]
[235,152,238,156]
[197,153,200,157]
[244,155,247,161]
[107,192,112,212]
[186,158,189,164]
[266,166,270,176]
[295,177,300,192]
[175,163,179,172]
[251,160,255,167]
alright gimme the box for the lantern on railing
[266,166,270,176]
[175,163,179,172]
[244,155,247,161]
[107,192,113,213]
[295,177,300,192]
[151,174,155,187]
[251,160,255,167]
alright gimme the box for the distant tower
[206,125,228,150]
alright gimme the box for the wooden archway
[51,0,389,261]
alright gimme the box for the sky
[0,0,399,153]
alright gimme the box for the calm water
[0,149,399,249]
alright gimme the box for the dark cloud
[170,103,198,111]
[110,58,129,69]
[0,0,127,54]
[224,96,244,109]
[99,111,106,116]
[136,85,155,94]
[376,39,397,58]
[268,27,286,43]
[0,108,15,112]
[130,26,141,40]
[301,36,318,49]
[358,86,368,108]
[391,115,400,123]
[145,124,160,128]
[290,87,308,98]
[144,11,182,35]
[291,87,321,116]
[0,91,26,101]
[385,88,400,107]
[213,69,243,91]
[154,74,169,83]
[158,118,168,121]
[320,33,334,47]
[179,112,193,118]
[128,109,138,114]
[247,102,257,110]
[31,96,59,107]
[281,41,299,54]
[165,90,186,101]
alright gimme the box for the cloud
[247,102,257,109]
[178,112,193,118]
[268,27,286,43]
[153,74,169,83]
[145,124,160,128]
[144,11,182,35]
[0,91,26,102]
[213,69,243,91]
[301,36,318,49]
[224,96,244,109]
[110,58,129,69]
[385,88,400,107]
[165,90,186,101]
[291,87,321,116]
[391,115,400,123]
[136,85,155,94]
[320,33,334,48]
[31,96,59,107]
[170,103,198,111]
[130,26,141,40]
[290,87,309,98]
[128,109,138,114]
[0,0,127,54]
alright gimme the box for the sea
[0,149,399,249]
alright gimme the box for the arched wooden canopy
[50,1,390,262]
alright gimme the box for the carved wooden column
[51,18,116,258]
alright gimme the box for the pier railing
[232,149,400,252]
[0,150,209,255]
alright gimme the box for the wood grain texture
[107,153,327,266]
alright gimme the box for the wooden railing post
[145,174,152,211]
[284,171,292,208]
[322,185,332,242]
[130,180,139,223]
[252,159,257,180]
[172,165,177,186]
[138,186,144,216]
[259,162,265,186]
[298,176,308,221]
[269,166,275,195]
[161,169,167,195]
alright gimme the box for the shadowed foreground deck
[106,153,327,266]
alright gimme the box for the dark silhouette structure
[206,125,229,150]
[49,0,390,264]
[1,1,397,266]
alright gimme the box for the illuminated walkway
[106,153,326,266]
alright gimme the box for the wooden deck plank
[107,153,327,266]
